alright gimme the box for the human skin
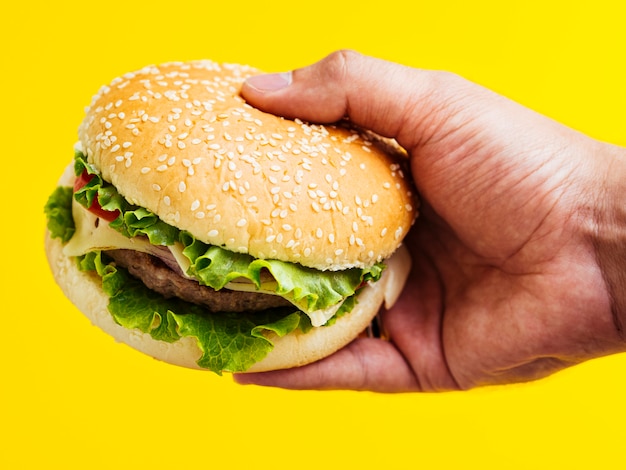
[234,50,626,392]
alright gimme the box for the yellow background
[3,1,625,468]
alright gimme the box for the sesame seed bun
[78,60,416,270]
[45,232,410,372]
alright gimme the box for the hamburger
[44,60,417,374]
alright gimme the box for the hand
[234,50,626,392]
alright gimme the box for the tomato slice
[74,170,121,222]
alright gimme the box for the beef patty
[107,249,293,312]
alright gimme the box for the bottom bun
[45,232,409,372]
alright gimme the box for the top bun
[78,61,417,270]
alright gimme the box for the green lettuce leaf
[44,186,76,242]
[81,251,304,373]
[182,233,380,313]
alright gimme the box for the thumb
[241,50,443,152]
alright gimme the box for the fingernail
[245,72,292,92]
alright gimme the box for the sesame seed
[237,218,247,227]
[179,181,186,192]
[208,230,219,237]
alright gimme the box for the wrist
[590,142,626,341]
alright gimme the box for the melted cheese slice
[64,199,152,256]
[64,200,346,326]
